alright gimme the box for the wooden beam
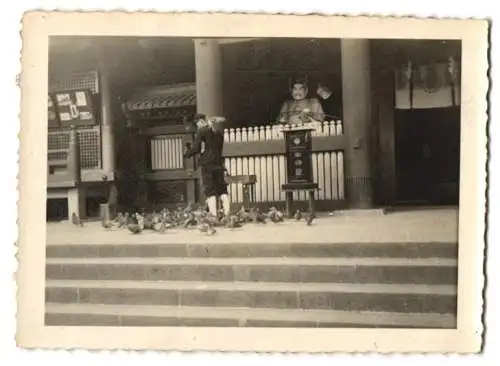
[223,135,346,157]
[144,169,199,181]
[217,38,263,45]
[47,177,78,189]
[81,170,115,183]
[139,125,188,136]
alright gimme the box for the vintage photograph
[17,12,487,353]
[44,35,462,329]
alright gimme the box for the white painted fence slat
[337,151,345,199]
[331,152,339,199]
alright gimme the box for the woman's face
[291,83,308,100]
[196,118,207,129]
[316,87,330,100]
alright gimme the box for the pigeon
[198,223,216,235]
[127,213,144,234]
[267,207,284,223]
[306,213,315,226]
[115,212,129,228]
[71,212,84,227]
[225,215,242,229]
[250,207,266,224]
[102,220,114,229]
[143,213,155,230]
[294,209,302,221]
[127,223,142,234]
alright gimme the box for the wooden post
[341,39,374,209]
[98,54,118,214]
[183,117,198,205]
[193,39,223,116]
[193,39,224,205]
[308,189,315,217]
[99,58,115,174]
[285,191,293,218]
[67,127,86,218]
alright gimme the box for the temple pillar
[341,39,374,208]
[193,39,224,205]
[193,39,223,116]
[68,187,86,219]
[99,62,115,176]
[98,54,118,211]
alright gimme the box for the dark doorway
[46,198,68,221]
[394,107,460,205]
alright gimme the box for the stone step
[44,303,457,328]
[46,280,456,314]
[46,279,457,294]
[46,256,457,284]
[46,241,458,259]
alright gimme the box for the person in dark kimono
[184,114,230,218]
[316,83,342,121]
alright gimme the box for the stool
[281,183,319,218]
[225,174,257,209]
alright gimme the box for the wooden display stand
[280,123,319,218]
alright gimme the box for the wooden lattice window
[49,70,99,95]
[47,126,101,170]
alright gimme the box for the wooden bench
[225,174,257,209]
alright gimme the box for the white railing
[150,135,185,170]
[224,151,344,204]
[223,120,343,143]
[147,121,345,204]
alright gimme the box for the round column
[341,39,373,208]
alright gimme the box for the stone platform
[44,208,459,328]
[46,207,459,245]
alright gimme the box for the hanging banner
[413,62,453,109]
[394,60,461,110]
[394,62,412,109]
[448,56,461,107]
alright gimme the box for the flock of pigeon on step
[90,204,315,236]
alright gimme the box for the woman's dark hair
[317,83,331,93]
[194,113,206,121]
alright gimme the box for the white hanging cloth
[394,58,461,110]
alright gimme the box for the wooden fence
[147,120,346,208]
[223,121,344,205]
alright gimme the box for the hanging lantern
[403,59,413,82]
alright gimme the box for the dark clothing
[184,125,228,197]
[184,126,225,169]
[319,95,342,120]
[201,166,228,197]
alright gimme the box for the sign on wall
[395,58,461,110]
[285,130,313,184]
[51,89,97,127]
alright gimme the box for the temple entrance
[394,107,460,205]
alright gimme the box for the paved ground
[46,207,459,245]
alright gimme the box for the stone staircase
[45,241,458,328]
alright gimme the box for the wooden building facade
[46,37,461,220]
